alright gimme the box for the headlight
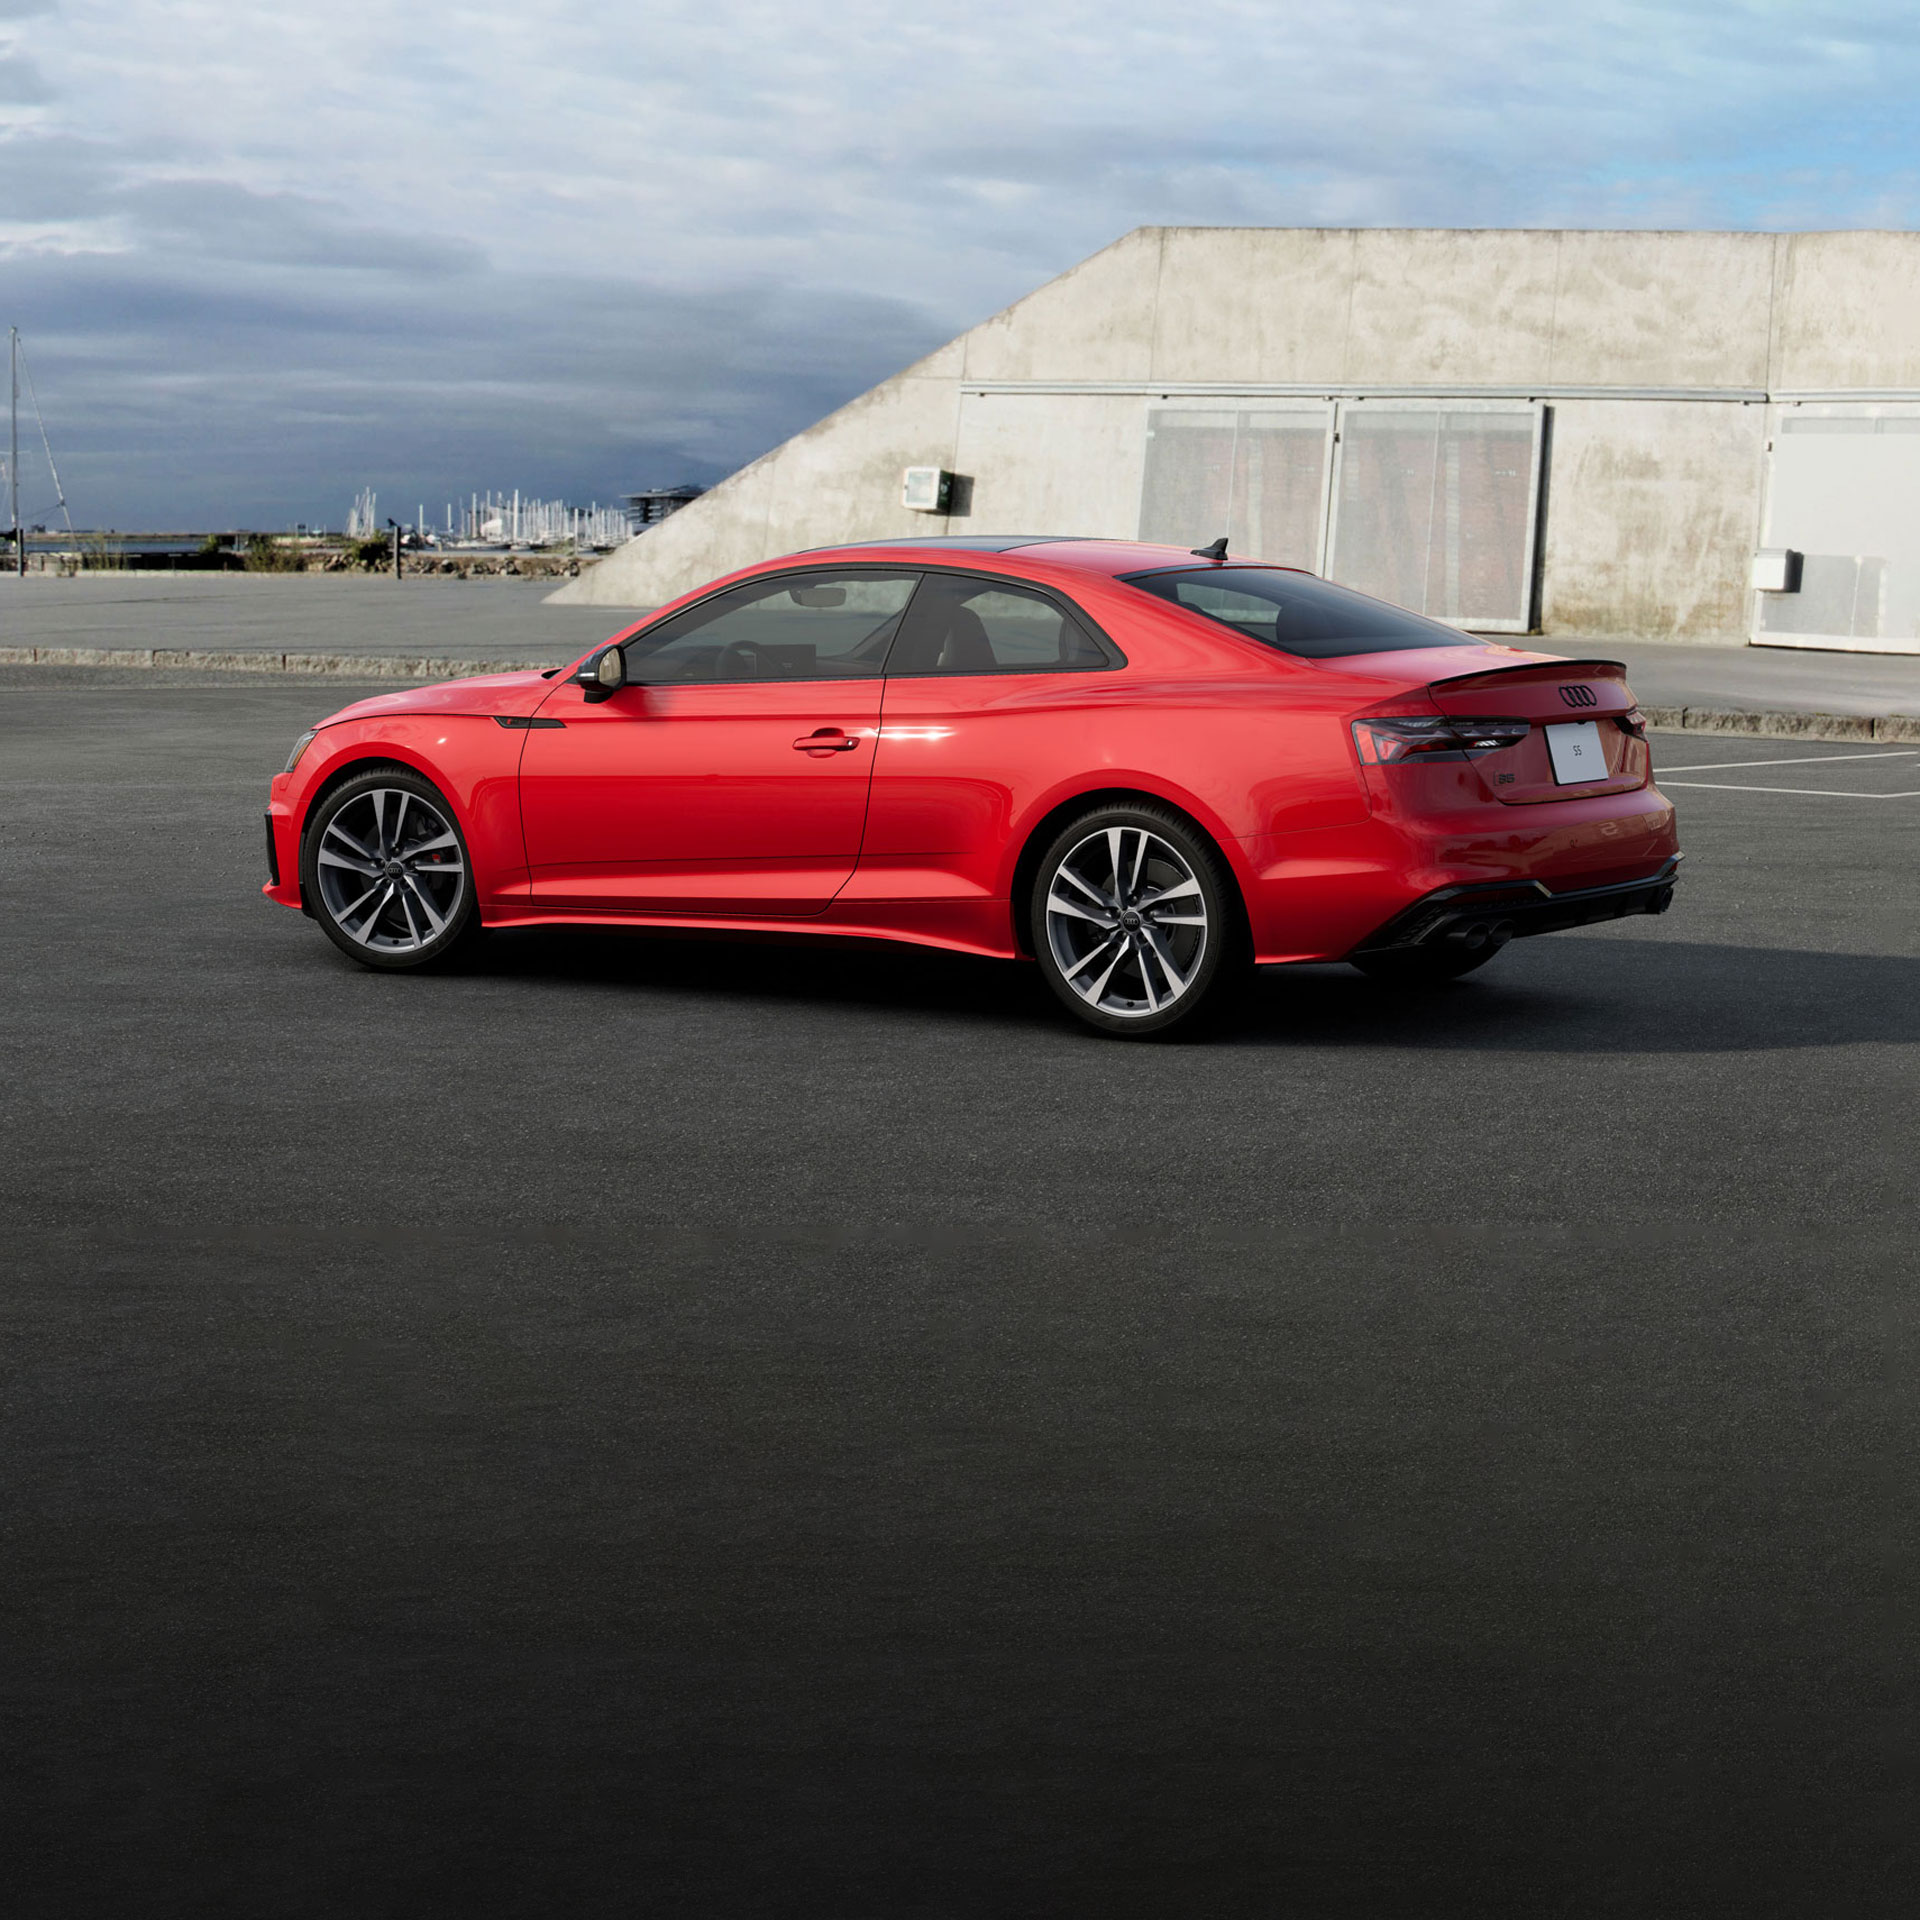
[283,730,317,774]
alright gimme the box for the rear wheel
[1031,803,1245,1037]
[1351,943,1501,985]
[300,766,479,971]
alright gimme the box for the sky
[3,0,1920,530]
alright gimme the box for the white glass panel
[1328,409,1538,628]
[1140,407,1331,566]
[1139,411,1237,548]
[1232,415,1330,568]
[1761,418,1920,644]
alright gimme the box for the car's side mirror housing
[575,648,627,701]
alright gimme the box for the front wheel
[300,766,480,971]
[1030,804,1245,1037]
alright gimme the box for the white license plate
[1546,720,1609,785]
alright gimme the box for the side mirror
[575,648,627,700]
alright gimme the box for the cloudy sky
[3,0,1918,529]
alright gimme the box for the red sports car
[264,537,1680,1035]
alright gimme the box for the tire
[1030,802,1246,1037]
[1350,943,1502,985]
[300,765,480,971]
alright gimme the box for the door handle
[792,730,861,752]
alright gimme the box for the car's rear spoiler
[1425,657,1628,695]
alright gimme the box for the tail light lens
[1615,708,1647,738]
[1352,715,1531,764]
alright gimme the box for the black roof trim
[796,535,1094,554]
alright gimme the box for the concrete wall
[1538,401,1766,640]
[951,391,1147,539]
[554,228,1920,637]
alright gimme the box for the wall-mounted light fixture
[902,467,953,513]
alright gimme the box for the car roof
[802,535,1088,553]
[790,536,1218,579]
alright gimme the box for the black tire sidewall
[1029,803,1244,1037]
[299,765,478,971]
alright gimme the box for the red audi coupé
[263,537,1680,1035]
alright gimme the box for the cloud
[0,50,50,98]
[8,0,1920,525]
[115,178,486,274]
[2,247,938,529]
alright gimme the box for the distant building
[622,485,706,535]
[559,227,1920,656]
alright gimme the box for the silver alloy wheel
[312,786,466,954]
[1043,825,1210,1019]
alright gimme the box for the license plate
[1546,720,1609,784]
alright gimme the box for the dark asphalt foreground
[2,674,1912,1918]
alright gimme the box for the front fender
[270,716,528,910]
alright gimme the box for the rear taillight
[1351,715,1531,764]
[1615,708,1647,738]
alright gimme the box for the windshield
[1123,566,1473,658]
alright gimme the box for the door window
[621,570,917,684]
[888,574,1114,675]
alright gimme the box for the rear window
[1123,566,1469,658]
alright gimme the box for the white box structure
[902,467,952,513]
[1750,549,1802,593]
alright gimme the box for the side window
[622,570,918,684]
[889,574,1115,676]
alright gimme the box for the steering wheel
[716,640,763,679]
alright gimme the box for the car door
[519,568,917,916]
[846,571,1122,911]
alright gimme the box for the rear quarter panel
[846,589,1377,956]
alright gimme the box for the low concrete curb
[2,645,1916,741]
[0,645,555,679]
[1639,703,1920,743]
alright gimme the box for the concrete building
[622,485,705,534]
[554,227,1920,655]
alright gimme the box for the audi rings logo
[1558,684,1598,709]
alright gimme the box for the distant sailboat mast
[9,327,18,577]
[7,329,74,575]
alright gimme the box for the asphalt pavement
[0,573,622,668]
[2,672,1911,1917]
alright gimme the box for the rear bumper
[1347,856,1682,957]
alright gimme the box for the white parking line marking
[1655,749,1918,772]
[1660,780,1920,798]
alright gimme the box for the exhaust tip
[1441,918,1516,954]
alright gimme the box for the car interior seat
[894,601,997,673]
